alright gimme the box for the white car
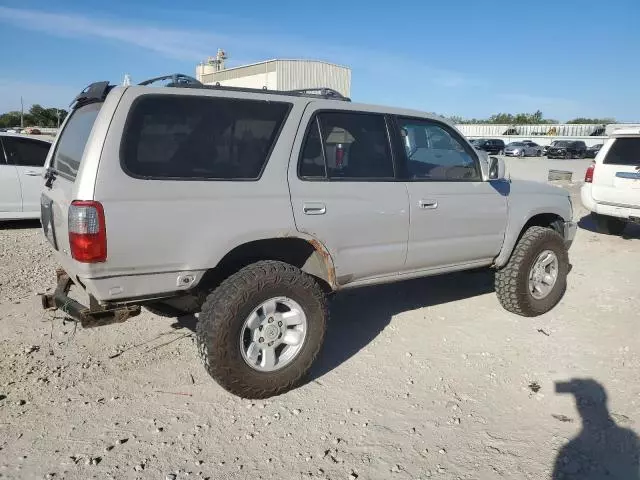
[581,128,640,234]
[0,133,52,220]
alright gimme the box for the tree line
[0,105,68,128]
[445,110,616,125]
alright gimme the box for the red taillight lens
[585,163,595,183]
[68,201,107,263]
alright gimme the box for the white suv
[581,128,640,234]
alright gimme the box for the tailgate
[591,137,640,208]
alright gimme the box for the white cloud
[0,6,476,88]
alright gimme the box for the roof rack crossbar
[138,74,203,87]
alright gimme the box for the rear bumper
[41,269,141,328]
[581,184,640,219]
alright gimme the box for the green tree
[566,117,616,124]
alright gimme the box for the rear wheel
[592,213,626,235]
[495,226,569,317]
[196,260,327,398]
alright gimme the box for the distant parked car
[21,127,41,135]
[474,138,505,155]
[585,143,603,158]
[504,141,542,157]
[0,133,52,220]
[543,141,560,155]
[547,140,587,159]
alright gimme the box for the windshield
[554,141,570,147]
[52,102,102,179]
[508,142,525,147]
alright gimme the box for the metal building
[195,49,351,97]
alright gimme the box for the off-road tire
[592,213,626,235]
[196,260,327,398]
[495,226,569,317]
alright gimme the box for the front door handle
[418,199,438,210]
[24,170,41,176]
[303,202,326,215]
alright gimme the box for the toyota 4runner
[40,74,577,398]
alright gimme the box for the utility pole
[20,96,24,128]
[56,109,60,129]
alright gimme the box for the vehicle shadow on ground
[0,219,41,230]
[577,214,640,240]
[552,378,640,479]
[307,270,495,382]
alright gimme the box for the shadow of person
[553,379,640,479]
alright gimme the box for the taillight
[585,163,595,183]
[68,201,107,263]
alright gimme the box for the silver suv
[40,74,577,398]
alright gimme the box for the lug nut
[259,326,263,331]
[259,337,264,343]
[268,318,273,323]
[278,321,283,327]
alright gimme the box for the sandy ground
[1,158,639,480]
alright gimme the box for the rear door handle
[303,202,326,215]
[418,199,438,210]
[24,170,41,176]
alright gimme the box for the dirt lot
[1,160,639,480]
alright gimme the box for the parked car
[547,140,587,159]
[504,141,542,157]
[473,138,505,155]
[585,143,603,158]
[21,127,42,135]
[40,75,576,398]
[581,128,640,235]
[0,133,52,220]
[543,141,560,156]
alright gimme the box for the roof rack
[138,73,203,87]
[136,73,350,101]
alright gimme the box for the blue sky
[0,0,638,121]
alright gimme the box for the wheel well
[199,238,334,294]
[520,213,564,239]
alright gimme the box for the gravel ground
[1,165,639,480]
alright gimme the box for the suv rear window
[121,95,291,180]
[53,102,102,179]
[604,138,640,166]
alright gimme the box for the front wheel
[196,260,327,398]
[495,226,569,317]
[537,149,542,157]
[592,213,626,235]
[519,150,525,157]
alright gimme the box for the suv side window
[604,138,640,166]
[299,111,395,180]
[2,136,50,167]
[396,117,480,181]
[121,95,291,180]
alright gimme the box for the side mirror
[488,156,506,180]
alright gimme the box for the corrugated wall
[275,60,351,97]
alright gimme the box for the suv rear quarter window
[53,102,102,179]
[604,138,640,166]
[121,95,291,180]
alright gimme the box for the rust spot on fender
[307,238,337,289]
